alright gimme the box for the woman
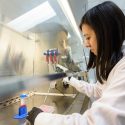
[26,1,125,125]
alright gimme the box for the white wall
[88,0,125,14]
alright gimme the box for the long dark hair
[79,1,125,84]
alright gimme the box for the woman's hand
[63,77,71,84]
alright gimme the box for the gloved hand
[26,107,43,125]
[63,76,82,90]
[63,77,72,88]
[63,77,71,84]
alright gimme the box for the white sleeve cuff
[69,77,81,87]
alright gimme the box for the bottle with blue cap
[14,94,28,124]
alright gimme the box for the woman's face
[82,24,97,55]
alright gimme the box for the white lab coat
[34,48,125,125]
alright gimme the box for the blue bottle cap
[20,94,27,99]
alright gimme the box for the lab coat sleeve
[34,58,125,125]
[69,77,102,99]
[35,112,87,125]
